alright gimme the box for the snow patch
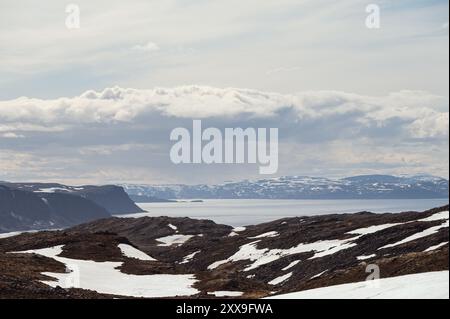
[269,272,293,285]
[34,187,71,193]
[347,223,401,236]
[357,254,376,261]
[0,229,53,239]
[418,211,449,222]
[267,271,449,299]
[156,234,195,247]
[209,291,244,297]
[310,270,328,279]
[208,236,358,272]
[180,251,201,264]
[0,231,25,239]
[380,220,449,249]
[14,245,198,298]
[282,260,300,271]
[249,231,279,239]
[424,242,448,252]
[118,244,156,261]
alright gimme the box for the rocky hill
[1,182,143,215]
[0,183,143,233]
[0,185,110,233]
[121,174,449,200]
[0,205,448,299]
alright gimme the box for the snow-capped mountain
[122,174,449,200]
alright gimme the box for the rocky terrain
[121,174,449,200]
[0,205,448,299]
[0,183,143,233]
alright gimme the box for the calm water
[122,199,449,227]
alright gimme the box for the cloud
[0,86,448,184]
[1,132,25,139]
[131,41,160,53]
[0,0,448,100]
[0,86,447,139]
[266,66,303,75]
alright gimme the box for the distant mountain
[0,183,144,233]
[0,185,110,233]
[1,183,144,215]
[121,174,449,200]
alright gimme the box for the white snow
[0,231,25,239]
[156,234,195,247]
[346,210,449,237]
[0,229,51,239]
[249,231,280,239]
[208,236,358,272]
[168,224,178,231]
[228,232,239,237]
[209,291,244,297]
[267,271,449,299]
[357,254,376,261]
[14,245,199,298]
[269,272,293,285]
[380,220,449,249]
[34,187,71,193]
[424,242,448,252]
[232,227,246,232]
[418,211,449,222]
[310,240,357,259]
[310,270,328,279]
[180,251,201,264]
[347,223,401,236]
[282,260,300,271]
[118,244,156,261]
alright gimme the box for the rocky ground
[0,205,448,299]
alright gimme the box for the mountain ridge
[0,183,144,233]
[121,174,449,200]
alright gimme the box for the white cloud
[409,112,449,138]
[131,41,160,53]
[266,66,303,75]
[1,132,25,139]
[0,86,447,139]
[78,143,158,156]
[0,86,447,183]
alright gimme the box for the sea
[121,198,450,227]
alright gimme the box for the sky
[0,0,448,185]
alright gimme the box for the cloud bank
[0,86,448,184]
[1,86,448,136]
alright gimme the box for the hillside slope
[0,185,110,233]
[1,182,144,215]
[0,205,448,298]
